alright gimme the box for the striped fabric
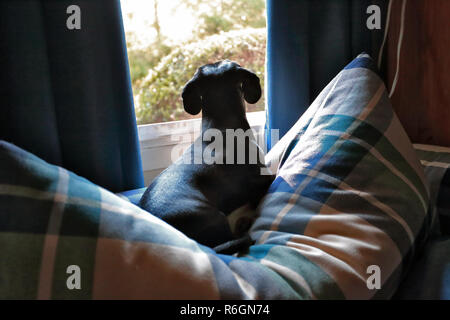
[261,53,431,299]
[0,54,430,299]
[395,145,450,299]
[117,187,146,205]
[413,144,450,235]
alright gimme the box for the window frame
[137,111,266,184]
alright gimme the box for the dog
[138,60,274,253]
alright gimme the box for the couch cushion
[116,187,146,205]
[255,53,431,299]
[0,53,431,300]
[413,144,450,235]
[0,140,304,299]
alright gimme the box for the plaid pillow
[0,54,431,300]
[116,187,146,205]
[413,144,450,235]
[0,140,316,299]
[395,144,450,300]
[254,53,431,299]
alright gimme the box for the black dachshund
[138,60,274,253]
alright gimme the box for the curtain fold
[0,0,144,192]
[265,0,387,149]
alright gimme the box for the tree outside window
[121,0,266,125]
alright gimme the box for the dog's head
[181,60,261,120]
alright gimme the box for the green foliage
[124,0,267,124]
[199,14,234,37]
[182,0,266,38]
[127,41,171,88]
[135,28,266,124]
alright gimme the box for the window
[120,0,267,184]
[120,0,267,125]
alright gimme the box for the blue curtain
[0,0,144,192]
[265,0,387,149]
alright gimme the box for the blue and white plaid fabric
[0,54,431,299]
[395,145,450,299]
[117,187,146,205]
[412,144,450,235]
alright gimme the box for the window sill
[137,111,266,184]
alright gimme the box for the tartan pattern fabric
[117,187,146,205]
[382,145,450,300]
[260,54,430,299]
[0,54,430,299]
[413,144,450,235]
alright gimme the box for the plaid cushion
[258,53,431,299]
[413,144,450,235]
[116,187,146,205]
[394,236,450,300]
[394,144,450,300]
[0,54,430,300]
[1,140,304,299]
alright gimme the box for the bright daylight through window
[120,0,266,125]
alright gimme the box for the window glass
[120,0,266,125]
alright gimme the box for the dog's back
[138,61,274,251]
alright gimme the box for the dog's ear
[182,74,203,115]
[239,68,262,104]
